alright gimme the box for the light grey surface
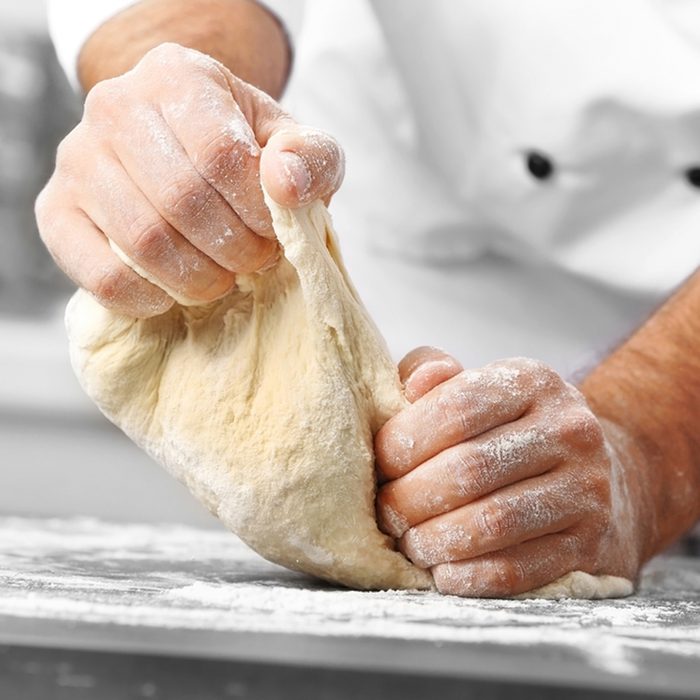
[0,518,698,697]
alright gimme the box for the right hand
[36,42,344,316]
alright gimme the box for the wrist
[78,0,290,96]
[583,371,700,563]
[596,417,657,567]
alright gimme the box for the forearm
[77,0,290,96]
[581,269,700,561]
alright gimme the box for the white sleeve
[259,0,306,43]
[47,0,140,91]
[47,0,306,92]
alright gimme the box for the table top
[0,517,698,696]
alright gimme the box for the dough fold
[66,193,431,590]
[66,192,633,599]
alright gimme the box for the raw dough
[66,191,633,599]
[66,192,430,590]
[520,571,633,600]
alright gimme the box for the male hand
[375,347,648,597]
[36,42,344,316]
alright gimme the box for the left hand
[375,347,647,597]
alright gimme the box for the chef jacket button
[526,151,554,180]
[684,166,700,188]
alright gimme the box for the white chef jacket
[47,0,700,374]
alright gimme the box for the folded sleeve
[47,0,140,90]
[259,0,306,43]
[47,0,306,91]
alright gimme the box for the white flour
[1,518,699,682]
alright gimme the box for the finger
[161,85,278,243]
[78,154,236,303]
[398,472,587,568]
[167,58,345,212]
[114,105,278,274]
[375,360,534,480]
[398,346,463,403]
[260,126,345,209]
[38,203,173,317]
[431,532,584,598]
[141,48,277,241]
[376,417,558,537]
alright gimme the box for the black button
[526,152,554,180]
[685,166,700,188]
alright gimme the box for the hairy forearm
[581,269,700,561]
[77,0,290,96]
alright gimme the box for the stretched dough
[67,193,430,590]
[66,192,633,599]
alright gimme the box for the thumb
[399,346,463,403]
[260,126,345,208]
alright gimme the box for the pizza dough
[521,571,633,600]
[66,192,431,591]
[65,190,632,599]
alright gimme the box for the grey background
[1,3,697,547]
[0,2,219,527]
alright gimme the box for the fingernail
[278,151,311,203]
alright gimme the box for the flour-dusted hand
[375,347,646,597]
[36,42,344,316]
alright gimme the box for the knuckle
[34,187,71,253]
[34,187,53,235]
[559,409,605,451]
[432,563,463,595]
[54,131,75,164]
[141,42,188,70]
[54,127,86,173]
[158,175,213,222]
[488,556,525,594]
[195,269,236,303]
[219,227,272,273]
[561,532,585,558]
[83,78,124,118]
[89,262,131,305]
[475,502,515,542]
[528,359,563,390]
[128,216,173,262]
[198,131,256,181]
[429,392,460,433]
[502,357,563,393]
[449,447,488,498]
[147,42,180,60]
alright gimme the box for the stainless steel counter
[0,517,697,699]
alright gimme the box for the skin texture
[38,1,700,596]
[36,1,344,317]
[376,268,700,596]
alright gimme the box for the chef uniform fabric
[48,0,700,372]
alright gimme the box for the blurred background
[0,1,218,526]
[2,2,698,553]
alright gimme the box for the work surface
[0,518,698,698]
